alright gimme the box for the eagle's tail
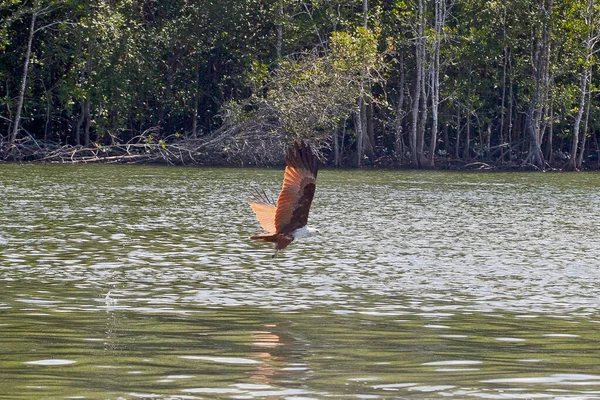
[249,233,278,243]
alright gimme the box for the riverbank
[2,136,598,171]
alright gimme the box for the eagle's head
[306,227,320,237]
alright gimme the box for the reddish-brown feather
[249,142,318,252]
[274,143,318,234]
[249,233,278,242]
[276,233,295,250]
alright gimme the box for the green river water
[1,164,599,399]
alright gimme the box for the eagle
[248,142,319,257]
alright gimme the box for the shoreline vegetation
[2,1,600,171]
[2,134,577,171]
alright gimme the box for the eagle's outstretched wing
[248,187,277,234]
[274,142,319,234]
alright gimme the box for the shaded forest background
[1,0,599,170]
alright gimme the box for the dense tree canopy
[1,0,599,169]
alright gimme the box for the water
[1,164,600,399]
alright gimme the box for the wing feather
[248,187,277,234]
[249,202,276,234]
[274,142,319,233]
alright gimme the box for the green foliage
[1,0,600,168]
[265,28,384,142]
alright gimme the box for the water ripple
[2,166,600,399]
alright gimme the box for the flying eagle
[249,142,319,257]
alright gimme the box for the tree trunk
[340,117,346,166]
[365,101,375,160]
[418,68,427,165]
[427,70,439,167]
[333,127,339,167]
[463,111,470,160]
[191,69,200,137]
[577,69,592,169]
[427,0,446,168]
[507,60,514,161]
[486,124,491,157]
[455,105,461,159]
[84,95,91,146]
[75,102,84,145]
[83,0,93,146]
[356,0,369,166]
[594,128,600,169]
[44,89,51,144]
[8,11,37,149]
[499,6,508,157]
[500,49,508,162]
[410,0,424,168]
[539,0,553,164]
[443,122,449,155]
[417,0,428,166]
[526,1,552,170]
[525,101,544,168]
[5,80,13,138]
[568,71,588,170]
[569,0,597,170]
[409,74,420,166]
[276,0,283,58]
[545,106,553,162]
[355,98,365,167]
[394,54,406,162]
